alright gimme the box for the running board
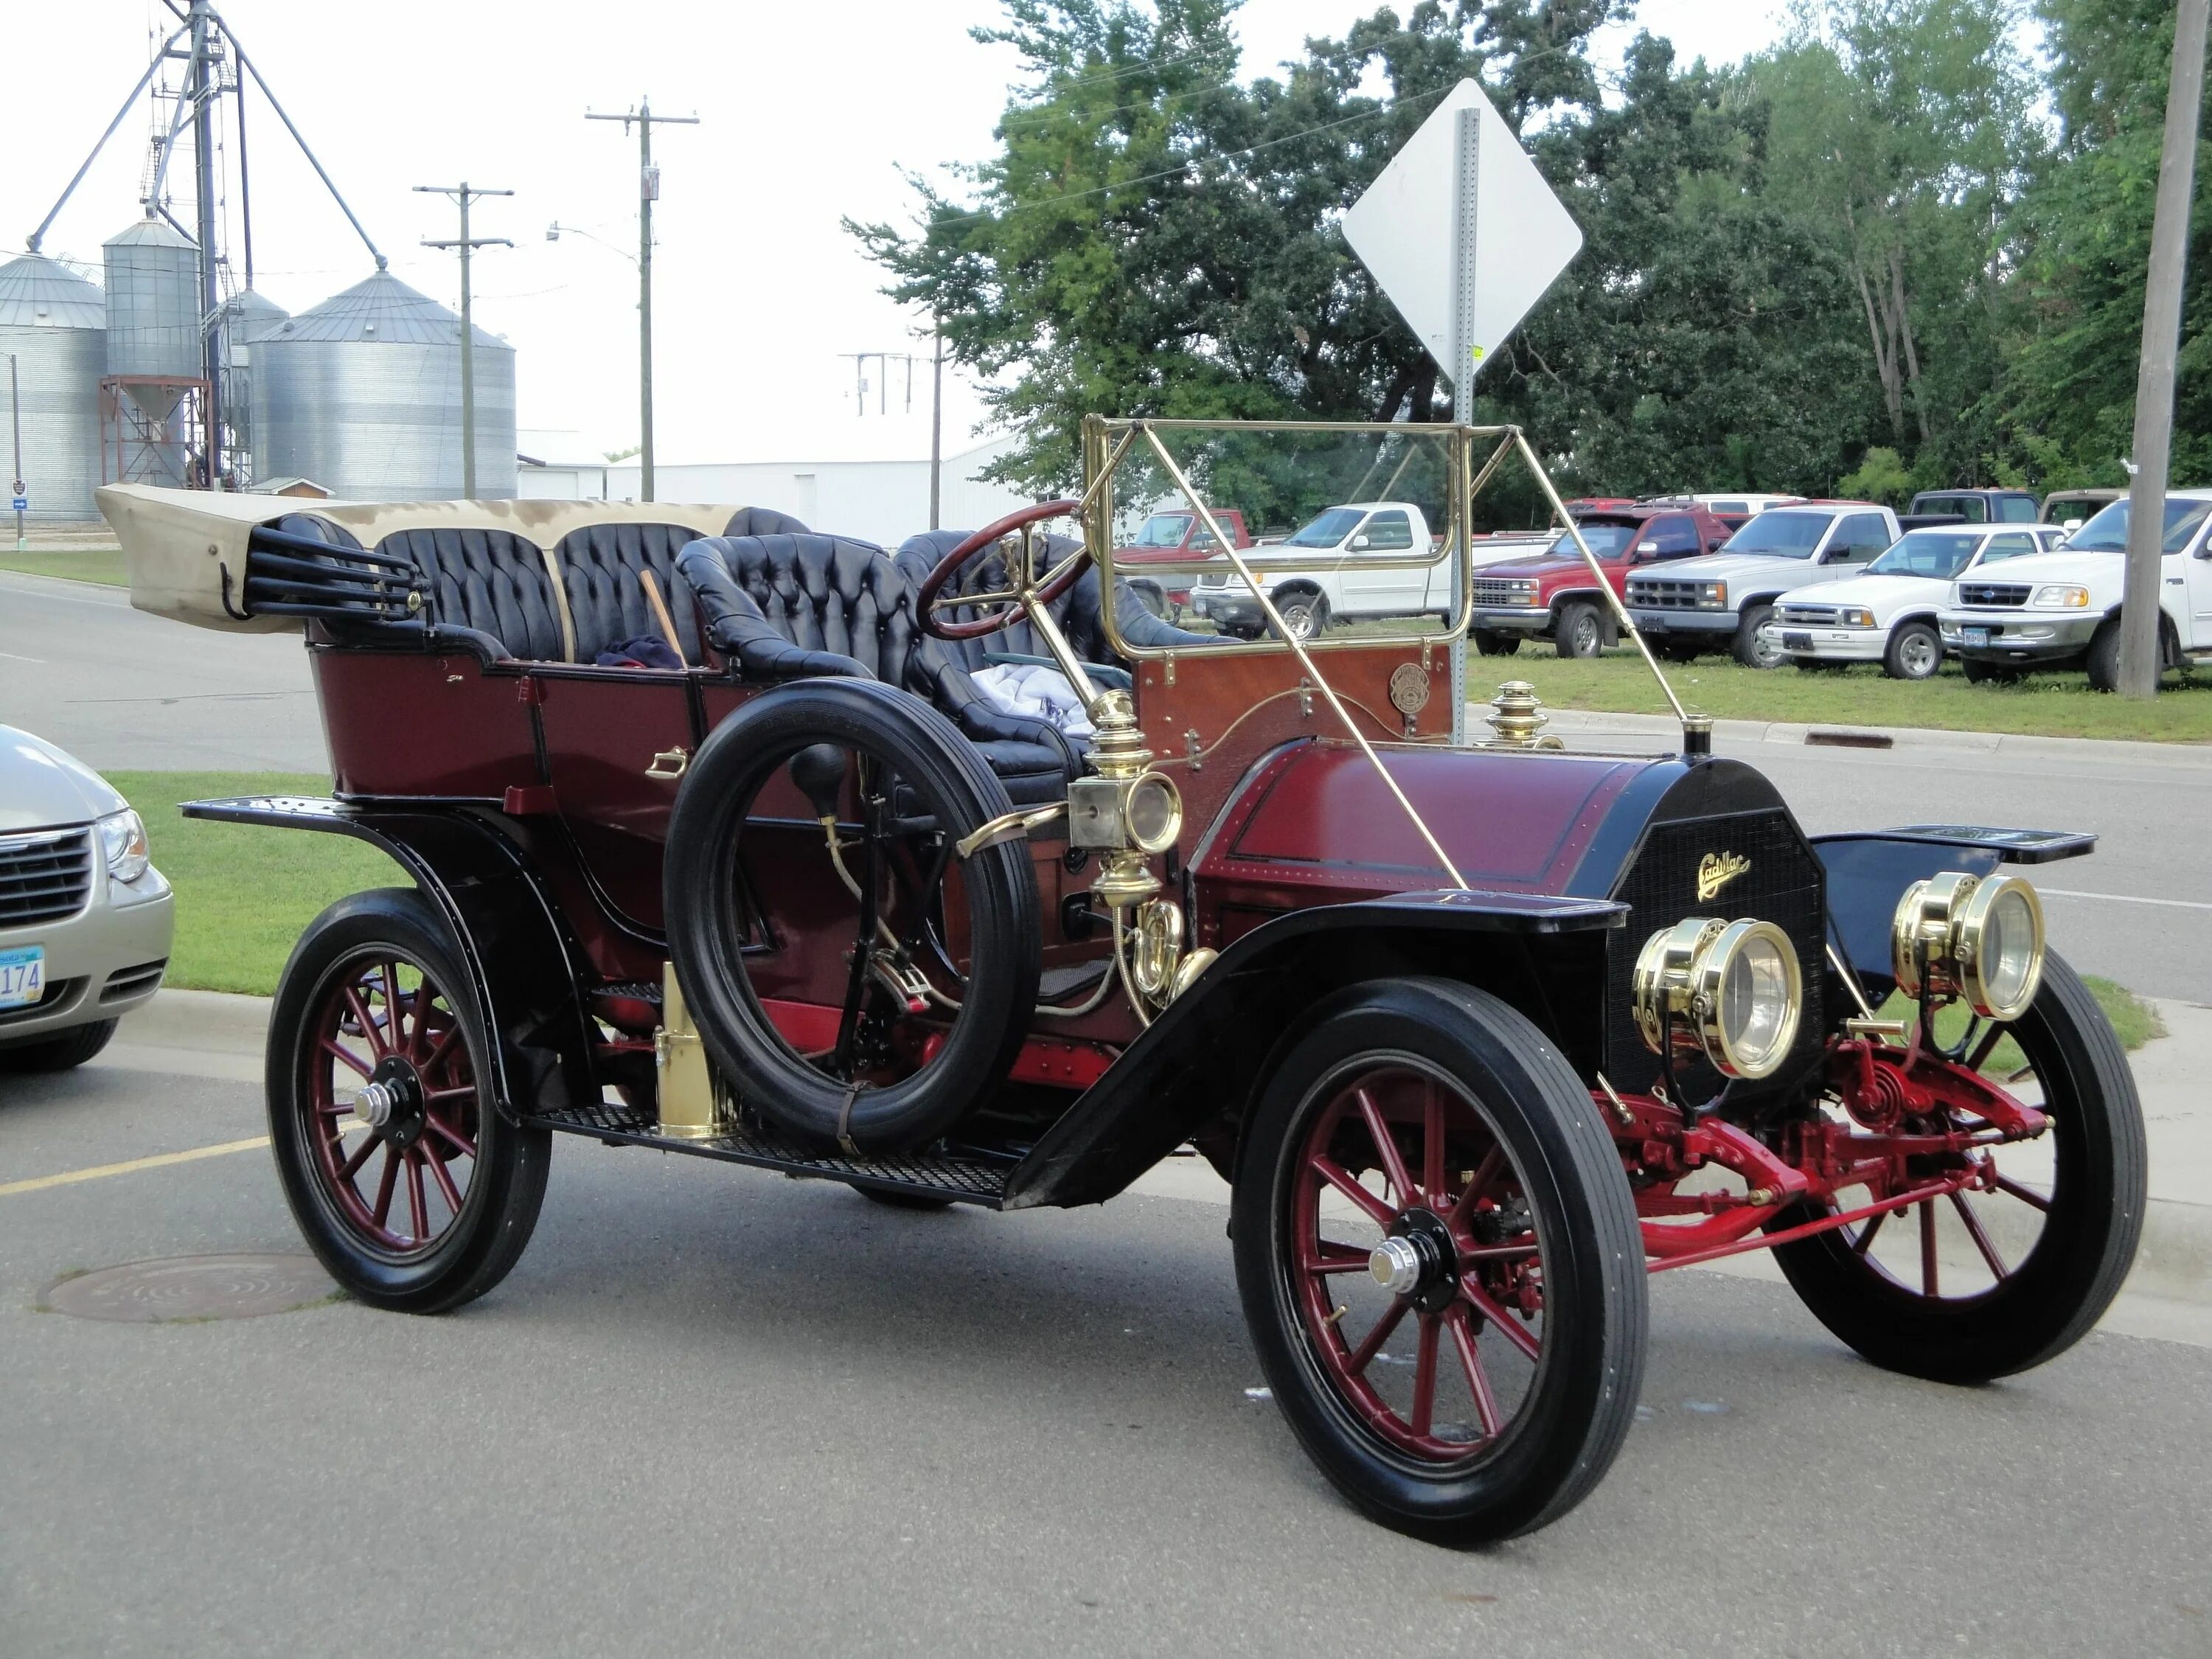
[526,1099,1012,1208]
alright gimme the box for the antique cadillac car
[100,418,2143,1544]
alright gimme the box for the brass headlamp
[1890,871,2045,1022]
[1633,917,1804,1080]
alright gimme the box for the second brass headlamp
[1890,870,2045,1022]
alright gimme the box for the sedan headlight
[1633,917,1804,1080]
[1891,871,2045,1022]
[99,808,150,885]
[2029,584,2090,609]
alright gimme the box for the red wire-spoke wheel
[1234,978,1646,1545]
[268,888,551,1315]
[1767,950,2146,1383]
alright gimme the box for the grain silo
[252,270,516,501]
[219,287,288,485]
[102,216,202,487]
[0,253,107,519]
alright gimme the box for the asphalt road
[4,566,2205,996]
[4,1051,2210,1657]
[0,571,327,772]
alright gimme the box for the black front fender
[181,796,600,1120]
[1002,888,1626,1211]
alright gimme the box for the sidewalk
[114,987,2212,1328]
[1484,703,2212,766]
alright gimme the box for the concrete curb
[115,987,2212,1307]
[1474,703,2212,767]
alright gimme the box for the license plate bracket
[1963,626,1990,647]
[1783,630,1812,651]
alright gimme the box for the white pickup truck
[1940,490,2212,687]
[1185,501,1538,640]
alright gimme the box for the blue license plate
[0,945,45,1009]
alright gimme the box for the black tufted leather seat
[552,523,711,664]
[675,532,1081,804]
[376,526,567,662]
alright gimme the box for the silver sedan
[0,724,174,1070]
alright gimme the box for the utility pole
[2119,0,2210,698]
[187,0,223,487]
[416,182,513,500]
[10,353,24,552]
[929,327,944,530]
[588,98,698,503]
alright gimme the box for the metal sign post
[8,352,23,552]
[1343,80,1584,744]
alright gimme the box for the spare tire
[664,678,1041,1151]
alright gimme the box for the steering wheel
[916,500,1088,641]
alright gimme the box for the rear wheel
[1769,953,2143,1382]
[1234,978,1645,1544]
[2084,618,2122,692]
[0,1018,118,1071]
[1732,603,1784,669]
[1472,630,1521,658]
[267,888,550,1314]
[1554,600,1607,659]
[1883,619,1943,681]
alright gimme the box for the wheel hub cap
[1368,1236,1424,1294]
[356,1057,426,1149]
[1370,1208,1461,1313]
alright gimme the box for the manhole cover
[39,1253,340,1323]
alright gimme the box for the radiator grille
[100,960,168,1004]
[1627,579,1708,611]
[1472,577,1538,607]
[1604,809,1826,1096]
[1957,582,2031,608]
[1775,602,1840,626]
[0,830,94,927]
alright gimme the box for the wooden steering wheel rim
[916,499,1088,641]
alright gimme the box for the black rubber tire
[1882,619,1943,681]
[1554,600,1607,660]
[1769,953,2146,1383]
[0,1017,119,1071]
[1233,978,1646,1545]
[855,1186,956,1211]
[1274,589,1329,641]
[267,888,551,1315]
[2084,617,2123,692]
[1732,603,1784,669]
[664,678,1040,1151]
[1962,657,2023,685]
[1131,582,1168,620]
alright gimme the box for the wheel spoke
[1851,1208,1886,1256]
[371,1144,400,1228]
[1422,1079,1447,1208]
[406,1152,429,1245]
[343,985,389,1057]
[319,1036,373,1080]
[1446,1145,1506,1230]
[338,1130,380,1181]
[1301,1242,1371,1276]
[421,1139,465,1215]
[1311,1154,1398,1229]
[1992,1172,2052,1213]
[422,1084,477,1103]
[425,1113,478,1160]
[384,961,413,1056]
[1446,1306,1501,1438]
[1950,1191,2009,1281]
[420,1018,465,1078]
[1919,1200,1939,1297]
[1411,1314,1440,1437]
[1966,1019,2008,1073]
[1344,1297,1409,1375]
[1461,1279,1540,1361]
[1355,1088,1414,1208]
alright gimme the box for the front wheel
[1554,600,1607,660]
[0,1018,118,1071]
[1769,952,2145,1382]
[1732,603,1784,669]
[267,888,551,1314]
[1883,619,1943,681]
[1234,978,1646,1544]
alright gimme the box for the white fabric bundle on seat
[970,663,1096,740]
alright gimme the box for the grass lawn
[1461,650,2212,744]
[0,548,128,585]
[1875,975,2165,1077]
[108,771,402,997]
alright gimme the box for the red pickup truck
[1468,504,1732,658]
[1117,508,1253,619]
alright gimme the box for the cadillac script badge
[1696,851,1750,902]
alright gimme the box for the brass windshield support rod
[1509,430,1693,734]
[1135,422,1472,893]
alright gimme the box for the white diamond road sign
[1342,78,1583,391]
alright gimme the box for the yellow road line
[0,1135,271,1197]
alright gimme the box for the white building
[517,435,1032,547]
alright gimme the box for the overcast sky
[4,1,1789,470]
